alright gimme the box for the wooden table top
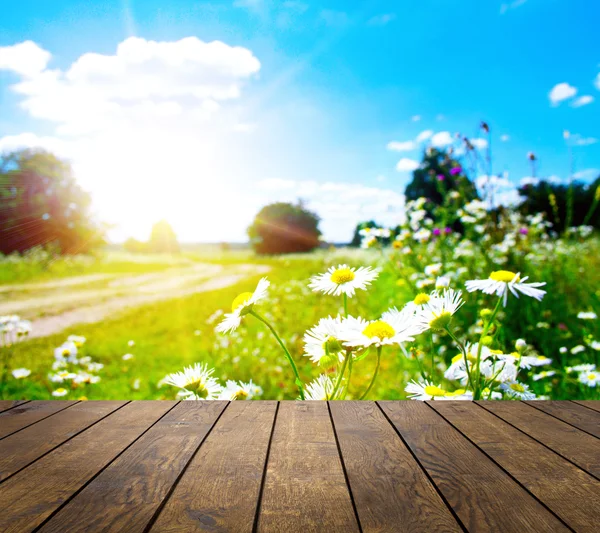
[0,400,598,532]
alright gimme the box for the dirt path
[6,263,269,339]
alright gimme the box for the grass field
[1,231,599,401]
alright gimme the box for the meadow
[1,199,599,402]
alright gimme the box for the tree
[518,176,600,230]
[0,149,105,254]
[405,148,479,206]
[148,220,179,253]
[248,201,321,254]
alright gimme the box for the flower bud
[515,338,527,353]
[480,308,492,319]
[481,335,494,347]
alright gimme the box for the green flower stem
[250,311,305,400]
[429,332,436,380]
[330,351,350,400]
[359,346,382,400]
[474,297,502,400]
[445,327,475,393]
[342,353,353,399]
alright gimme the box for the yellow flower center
[510,383,525,393]
[445,389,466,397]
[424,385,447,397]
[392,240,402,249]
[62,349,70,356]
[429,311,452,330]
[452,352,477,364]
[186,379,208,398]
[330,268,355,284]
[414,293,430,305]
[234,389,249,400]
[490,270,519,282]
[588,373,597,380]
[363,320,395,339]
[231,292,254,313]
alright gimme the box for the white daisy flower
[559,346,568,354]
[590,341,600,351]
[52,388,68,397]
[414,289,464,331]
[435,276,451,289]
[49,371,77,383]
[11,368,31,379]
[303,316,347,366]
[67,335,86,347]
[303,375,335,400]
[424,263,443,277]
[162,363,223,400]
[571,345,586,355]
[86,362,104,372]
[579,371,599,387]
[445,343,494,382]
[122,353,134,361]
[128,340,135,347]
[73,372,101,385]
[465,270,546,306]
[501,381,536,400]
[567,364,596,373]
[533,371,556,381]
[309,264,379,297]
[577,311,597,320]
[54,341,78,363]
[405,380,448,401]
[340,306,421,349]
[216,278,270,334]
[218,380,257,400]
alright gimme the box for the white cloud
[0,40,51,76]
[476,175,511,189]
[411,115,421,122]
[319,9,349,26]
[387,140,416,152]
[0,37,268,243]
[395,158,420,172]
[500,134,510,142]
[573,168,599,180]
[519,177,539,187]
[571,95,594,107]
[549,82,577,105]
[367,13,396,26]
[430,131,453,147]
[415,129,433,142]
[573,136,597,146]
[435,114,445,121]
[470,138,488,149]
[595,73,600,90]
[256,179,406,241]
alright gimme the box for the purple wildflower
[519,227,529,235]
[433,228,441,236]
[450,166,461,176]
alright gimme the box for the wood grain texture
[258,401,360,533]
[525,400,600,438]
[479,400,600,478]
[0,401,76,439]
[0,400,176,533]
[38,401,227,533]
[0,400,126,482]
[573,400,600,413]
[379,401,570,533]
[150,401,276,533]
[432,400,600,532]
[330,401,462,533]
[0,400,28,414]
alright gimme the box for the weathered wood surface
[0,400,598,532]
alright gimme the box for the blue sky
[1,0,599,242]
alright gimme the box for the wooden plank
[432,401,600,532]
[39,401,227,533]
[0,401,127,482]
[0,400,176,533]
[526,401,600,438]
[149,401,276,533]
[0,401,76,439]
[379,401,570,533]
[257,401,360,533]
[573,400,600,413]
[330,401,462,532]
[480,401,600,478]
[0,400,28,414]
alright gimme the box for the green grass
[1,242,599,401]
